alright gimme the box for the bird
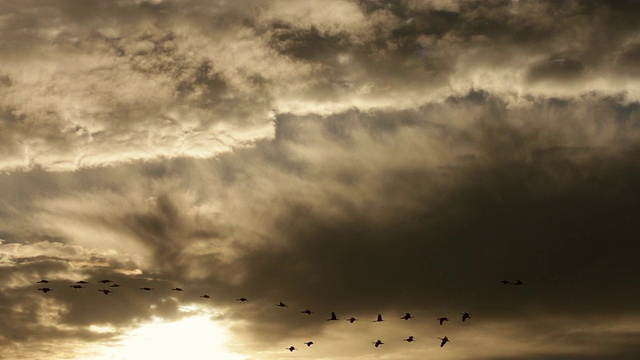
[37,280,49,284]
[286,346,296,352]
[439,336,450,347]
[277,301,288,307]
[200,294,210,299]
[401,312,412,320]
[140,287,154,291]
[374,314,384,322]
[327,312,339,321]
[69,285,83,289]
[108,284,120,288]
[461,312,470,322]
[98,280,112,284]
[172,288,183,291]
[373,340,384,348]
[500,280,511,285]
[301,309,313,315]
[76,281,88,284]
[98,289,112,295]
[404,336,415,342]
[236,297,248,302]
[37,288,53,293]
[513,280,524,286]
[346,317,358,323]
[437,317,449,325]
[304,341,314,347]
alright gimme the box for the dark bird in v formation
[98,280,112,284]
[172,288,183,291]
[301,309,313,315]
[76,281,88,284]
[373,340,384,348]
[37,280,49,283]
[404,336,414,342]
[98,289,112,295]
[439,336,450,347]
[401,312,412,320]
[277,301,288,307]
[140,287,154,291]
[327,312,339,321]
[70,285,83,289]
[200,294,210,299]
[461,312,470,322]
[287,346,296,352]
[236,297,248,302]
[304,341,314,347]
[437,317,449,325]
[37,288,52,293]
[374,314,384,322]
[109,284,120,287]
[346,317,358,323]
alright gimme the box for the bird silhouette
[200,294,210,299]
[108,284,120,288]
[98,289,112,295]
[461,312,470,322]
[301,309,313,315]
[513,280,524,286]
[439,336,450,347]
[37,288,52,293]
[76,281,88,284]
[373,340,384,348]
[327,312,339,321]
[172,288,183,291]
[140,287,154,291]
[277,301,288,307]
[500,280,511,285]
[69,285,83,289]
[346,317,358,323]
[287,346,296,352]
[98,280,112,284]
[404,336,415,342]
[437,317,449,325]
[374,314,384,322]
[236,297,248,302]
[37,280,49,283]
[304,341,314,347]
[401,313,412,320]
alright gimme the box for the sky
[1,0,639,359]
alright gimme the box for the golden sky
[1,1,639,359]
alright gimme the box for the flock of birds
[34,278,525,353]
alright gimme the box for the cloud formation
[1,1,639,359]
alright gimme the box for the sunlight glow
[91,315,245,360]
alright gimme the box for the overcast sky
[1,1,639,359]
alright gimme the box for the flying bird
[37,280,49,283]
[172,288,183,291]
[98,280,112,284]
[374,314,384,322]
[236,297,248,302]
[37,288,52,293]
[140,287,154,291]
[461,312,470,322]
[346,317,358,323]
[76,281,88,284]
[500,280,511,285]
[286,346,296,352]
[513,280,524,286]
[98,289,112,295]
[301,309,313,315]
[200,294,210,299]
[404,336,415,342]
[304,341,314,347]
[401,313,412,320]
[109,284,120,288]
[439,336,450,347]
[70,285,83,289]
[373,340,384,348]
[277,301,288,307]
[327,312,339,321]
[437,317,449,325]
